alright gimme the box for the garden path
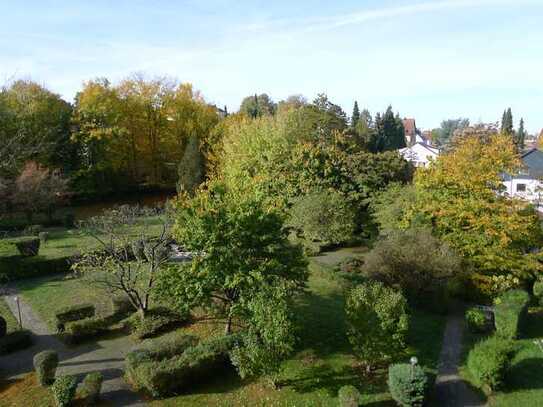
[1,285,146,406]
[435,304,486,407]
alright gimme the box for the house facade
[399,142,439,167]
[503,148,543,209]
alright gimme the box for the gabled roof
[520,148,543,178]
[402,118,416,134]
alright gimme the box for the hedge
[51,375,78,407]
[0,330,33,354]
[125,307,189,339]
[128,335,239,398]
[55,303,96,332]
[34,350,59,386]
[465,308,492,334]
[388,363,428,407]
[79,372,103,405]
[467,335,514,392]
[533,280,543,306]
[338,385,362,407]
[494,289,530,340]
[63,316,110,344]
[0,255,72,281]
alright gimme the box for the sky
[1,0,542,133]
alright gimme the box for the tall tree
[239,93,276,118]
[374,106,405,151]
[432,118,470,147]
[516,118,526,152]
[501,108,514,136]
[351,101,360,128]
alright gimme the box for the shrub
[466,308,491,334]
[288,190,357,250]
[467,336,514,392]
[129,335,239,397]
[79,372,103,405]
[494,289,530,340]
[125,307,188,339]
[33,350,59,386]
[51,375,78,407]
[346,281,409,369]
[0,329,32,354]
[63,317,109,344]
[388,363,428,407]
[533,280,543,306]
[39,231,50,245]
[25,225,43,236]
[0,316,6,337]
[111,295,134,316]
[0,255,71,281]
[15,238,40,257]
[55,303,95,332]
[338,385,362,407]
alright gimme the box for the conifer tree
[501,108,514,136]
[516,118,526,151]
[352,101,360,128]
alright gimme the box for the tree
[310,93,348,134]
[177,135,204,194]
[239,93,276,118]
[501,108,514,136]
[73,206,172,320]
[516,118,526,152]
[277,94,307,113]
[346,281,409,371]
[351,101,360,128]
[432,118,470,147]
[374,106,405,151]
[155,182,308,375]
[12,161,69,222]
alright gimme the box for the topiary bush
[465,308,491,334]
[533,280,543,306]
[388,363,428,407]
[0,316,6,337]
[63,316,110,344]
[79,372,103,405]
[55,303,95,332]
[467,335,514,392]
[494,289,530,340]
[346,281,409,370]
[15,238,40,257]
[33,350,59,386]
[125,307,188,339]
[338,385,362,407]
[0,329,33,354]
[51,375,78,407]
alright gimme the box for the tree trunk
[224,315,232,335]
[138,307,146,321]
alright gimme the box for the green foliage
[351,101,360,129]
[494,289,530,340]
[125,307,188,339]
[239,93,276,118]
[15,238,41,257]
[51,375,78,407]
[0,256,71,281]
[345,281,409,367]
[177,134,204,194]
[432,118,470,147]
[55,303,95,331]
[288,190,356,249]
[388,363,428,407]
[0,329,33,354]
[467,336,514,392]
[501,108,514,136]
[362,227,461,302]
[533,280,543,306]
[33,350,59,386]
[63,316,110,344]
[111,295,134,316]
[465,308,491,334]
[338,385,362,407]
[0,316,6,337]
[372,106,406,152]
[79,372,103,405]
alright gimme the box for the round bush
[0,316,6,338]
[388,363,428,407]
[465,308,489,333]
[533,281,543,306]
[33,350,59,386]
[338,385,362,407]
[80,372,103,404]
[467,336,513,392]
[51,375,78,407]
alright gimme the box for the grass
[0,374,55,407]
[0,298,18,333]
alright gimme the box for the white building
[503,148,543,209]
[399,142,439,167]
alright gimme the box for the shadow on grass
[280,364,362,396]
[505,357,543,391]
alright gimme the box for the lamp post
[410,356,418,379]
[14,296,22,329]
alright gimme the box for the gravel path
[1,286,146,406]
[434,305,486,407]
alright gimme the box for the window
[516,183,526,192]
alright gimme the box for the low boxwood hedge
[51,375,78,407]
[467,335,514,392]
[0,329,33,354]
[124,307,189,339]
[494,289,530,340]
[79,372,103,405]
[55,303,96,332]
[33,350,59,386]
[63,316,110,344]
[128,335,240,398]
[0,255,71,281]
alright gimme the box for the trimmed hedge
[63,316,110,344]
[34,350,59,386]
[0,255,71,281]
[388,363,428,407]
[125,307,188,339]
[0,329,32,354]
[467,335,514,392]
[55,303,95,331]
[533,280,543,306]
[494,289,530,340]
[128,335,239,398]
[338,385,362,407]
[466,308,492,334]
[79,372,103,405]
[51,375,78,407]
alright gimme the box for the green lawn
[0,298,18,333]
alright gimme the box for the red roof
[403,118,416,135]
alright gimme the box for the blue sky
[1,0,542,133]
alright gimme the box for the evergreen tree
[177,135,204,194]
[374,106,406,151]
[501,108,513,136]
[516,118,526,151]
[351,101,360,128]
